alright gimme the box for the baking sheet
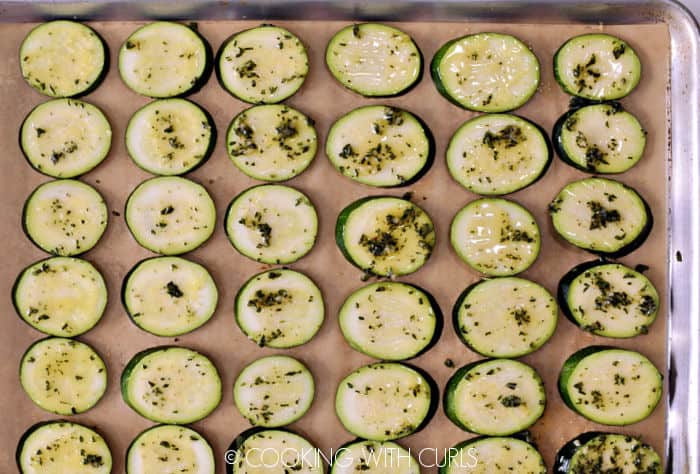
[0,19,670,472]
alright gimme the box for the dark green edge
[124,176,216,256]
[223,184,318,265]
[19,336,108,415]
[120,345,222,424]
[215,24,308,105]
[553,33,641,101]
[438,435,545,474]
[125,424,214,474]
[549,177,654,258]
[338,282,443,360]
[329,438,415,473]
[225,104,318,182]
[16,420,112,473]
[119,22,212,98]
[121,256,219,337]
[125,98,217,176]
[22,179,108,257]
[452,278,556,358]
[19,99,113,179]
[12,256,106,337]
[431,33,540,112]
[233,268,324,349]
[325,23,424,98]
[335,196,435,277]
[444,359,546,435]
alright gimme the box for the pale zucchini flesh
[331,440,419,474]
[228,429,324,474]
[126,425,215,474]
[555,432,662,474]
[441,437,546,474]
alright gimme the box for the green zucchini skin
[558,345,614,412]
[335,196,377,267]
[439,436,546,474]
[430,38,461,107]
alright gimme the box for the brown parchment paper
[0,19,669,473]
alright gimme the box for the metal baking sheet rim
[1,0,699,472]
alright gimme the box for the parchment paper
[0,20,669,473]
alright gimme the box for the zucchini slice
[226,428,323,474]
[553,103,646,173]
[126,425,215,474]
[235,268,324,348]
[454,277,557,358]
[20,21,106,98]
[20,99,112,178]
[227,104,317,182]
[335,362,434,441]
[326,105,432,187]
[224,185,318,264]
[217,25,308,104]
[444,359,546,436]
[554,33,641,101]
[13,257,107,337]
[20,337,107,415]
[440,437,546,474]
[554,432,662,474]
[123,256,218,337]
[451,198,540,276]
[558,260,659,338]
[339,281,439,360]
[23,179,108,256]
[549,177,652,257]
[126,99,215,175]
[336,197,435,277]
[431,33,540,112]
[125,176,216,255]
[559,346,662,425]
[331,440,419,474]
[446,114,551,195]
[325,23,422,97]
[119,21,211,98]
[234,355,314,427]
[121,346,222,424]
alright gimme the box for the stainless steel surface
[1,1,698,472]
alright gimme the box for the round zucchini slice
[123,256,218,337]
[559,346,662,425]
[20,99,112,178]
[339,282,439,360]
[234,355,315,427]
[454,277,557,358]
[326,105,432,187]
[553,103,646,173]
[217,25,308,104]
[227,104,317,182]
[126,98,215,175]
[444,358,546,436]
[13,257,107,337]
[125,176,216,255]
[226,428,323,474]
[331,440,419,474]
[23,179,108,256]
[335,362,434,441]
[451,198,540,276]
[20,21,106,98]
[554,432,662,474]
[119,21,211,98]
[446,114,551,195]
[336,197,435,277]
[17,420,112,473]
[554,33,641,101]
[431,32,540,112]
[121,346,222,424]
[20,337,107,415]
[224,185,318,264]
[325,23,422,97]
[126,425,215,474]
[558,260,659,338]
[440,437,546,474]
[549,177,652,257]
[235,268,324,348]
